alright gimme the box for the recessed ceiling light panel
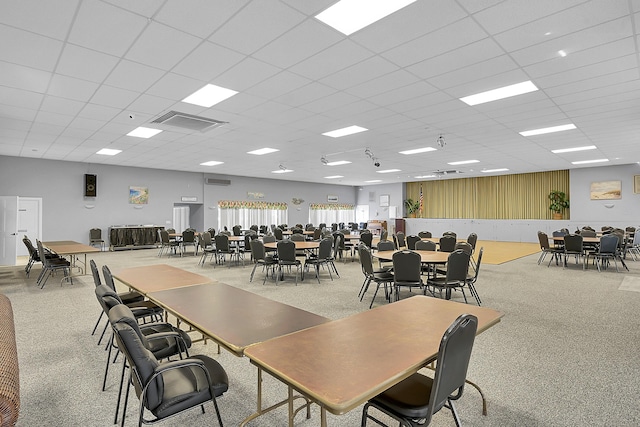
[182,84,238,108]
[520,124,576,137]
[96,148,122,156]
[322,125,368,138]
[551,145,596,154]
[127,127,162,138]
[376,169,401,174]
[448,160,479,165]
[272,169,293,174]
[247,148,279,155]
[399,147,437,155]
[571,159,609,165]
[326,160,352,166]
[325,175,344,179]
[481,168,509,173]
[200,161,224,166]
[460,81,538,106]
[365,179,382,183]
[315,0,417,36]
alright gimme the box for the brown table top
[263,241,320,250]
[148,283,330,356]
[551,236,600,244]
[282,230,314,235]
[113,264,213,295]
[245,295,502,415]
[374,250,450,264]
[42,241,100,255]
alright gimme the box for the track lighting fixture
[320,156,328,165]
[437,134,445,148]
[364,148,380,167]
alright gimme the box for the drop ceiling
[1,0,639,186]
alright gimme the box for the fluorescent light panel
[315,0,417,36]
[324,175,344,179]
[399,147,437,155]
[482,168,509,173]
[247,148,279,155]
[551,145,596,154]
[448,160,479,165]
[365,180,382,183]
[520,124,576,137]
[182,84,238,108]
[200,161,223,166]
[272,169,293,174]
[376,169,401,174]
[415,175,436,179]
[322,125,368,138]
[571,159,609,165]
[127,127,162,138]
[460,81,538,106]
[326,160,351,166]
[96,148,121,156]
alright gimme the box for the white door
[17,198,42,257]
[0,196,19,266]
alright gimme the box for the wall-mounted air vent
[151,111,228,132]
[205,178,231,186]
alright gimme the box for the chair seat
[142,325,192,360]
[371,372,437,420]
[153,355,228,419]
[119,290,144,304]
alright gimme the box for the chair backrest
[317,238,333,260]
[182,230,195,243]
[332,232,345,250]
[250,239,266,261]
[580,229,596,237]
[454,242,472,256]
[537,231,551,250]
[199,231,212,248]
[263,234,276,244]
[250,225,259,232]
[90,228,102,240]
[214,234,230,251]
[443,231,457,239]
[359,232,373,248]
[563,234,583,252]
[112,320,163,411]
[102,265,118,291]
[415,240,436,251]
[90,259,101,287]
[380,229,388,241]
[259,225,267,234]
[599,234,618,254]
[159,229,170,244]
[471,247,484,282]
[277,239,296,262]
[232,225,242,236]
[395,232,406,248]
[35,240,51,268]
[424,314,478,426]
[392,250,421,284]
[358,244,375,276]
[208,227,216,237]
[305,224,314,231]
[445,250,470,282]
[331,223,338,232]
[273,228,284,241]
[418,231,432,238]
[466,233,478,250]
[95,283,124,314]
[552,230,566,238]
[406,235,420,250]
[291,227,304,235]
[166,228,176,234]
[313,228,322,240]
[290,233,305,241]
[22,236,38,259]
[439,235,457,252]
[377,240,395,251]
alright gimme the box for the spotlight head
[320,156,328,165]
[374,161,380,167]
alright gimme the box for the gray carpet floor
[1,246,640,426]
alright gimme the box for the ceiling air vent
[205,178,231,186]
[433,170,463,176]
[151,111,228,132]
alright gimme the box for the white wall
[0,156,357,245]
[356,182,403,233]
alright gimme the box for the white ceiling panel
[1,1,640,185]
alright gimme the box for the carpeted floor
[2,246,640,426]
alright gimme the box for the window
[309,203,355,226]
[218,200,288,230]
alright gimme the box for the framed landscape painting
[590,181,621,200]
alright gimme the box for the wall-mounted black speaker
[85,174,97,197]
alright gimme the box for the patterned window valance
[309,203,354,210]
[218,200,287,210]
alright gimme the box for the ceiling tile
[0,0,79,39]
[172,41,246,82]
[154,0,250,39]
[56,44,120,83]
[288,39,374,81]
[90,84,140,109]
[215,57,282,92]
[104,60,166,93]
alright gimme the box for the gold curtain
[406,170,569,219]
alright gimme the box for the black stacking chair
[273,227,284,241]
[563,234,585,269]
[276,240,303,285]
[418,231,432,238]
[361,314,479,427]
[439,235,457,253]
[415,240,436,251]
[304,237,335,283]
[214,234,234,267]
[197,232,216,265]
[179,229,197,256]
[112,318,228,427]
[359,231,373,249]
[249,240,277,284]
[465,247,484,305]
[89,228,106,250]
[428,250,470,302]
[35,239,71,288]
[392,250,423,301]
[358,244,394,308]
[406,235,420,250]
[22,235,59,278]
[537,231,561,266]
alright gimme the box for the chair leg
[102,334,114,391]
[92,311,104,335]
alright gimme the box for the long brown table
[263,241,320,250]
[244,296,503,426]
[113,263,213,295]
[42,240,100,275]
[374,249,450,264]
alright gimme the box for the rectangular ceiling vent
[151,111,228,132]
[433,170,462,176]
[205,178,231,186]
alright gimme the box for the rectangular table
[244,296,503,426]
[113,263,213,295]
[42,240,100,275]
